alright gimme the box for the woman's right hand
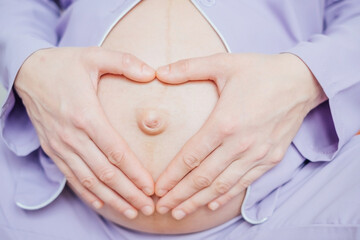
[14,47,156,219]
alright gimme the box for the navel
[137,109,168,135]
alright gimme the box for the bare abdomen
[86,0,244,234]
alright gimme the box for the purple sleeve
[287,0,360,162]
[0,0,64,156]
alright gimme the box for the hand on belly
[96,73,244,234]
[74,0,244,234]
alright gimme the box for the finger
[154,92,245,198]
[63,130,155,215]
[156,147,256,215]
[72,104,155,196]
[168,159,251,220]
[179,140,269,199]
[155,119,222,197]
[52,148,140,219]
[52,154,104,210]
[156,137,259,211]
[156,53,230,84]
[89,48,155,82]
[208,164,274,211]
[208,146,284,210]
[156,144,237,212]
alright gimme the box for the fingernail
[143,187,153,196]
[157,65,170,75]
[141,205,154,216]
[157,206,170,214]
[172,210,186,220]
[124,209,138,219]
[142,64,154,75]
[208,202,220,211]
[156,188,168,197]
[92,201,103,209]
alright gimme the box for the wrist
[15,48,57,99]
[279,53,328,111]
[14,48,54,91]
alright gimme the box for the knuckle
[182,154,201,170]
[217,116,238,137]
[99,168,116,183]
[129,175,140,186]
[183,200,198,213]
[64,173,76,184]
[107,197,123,211]
[237,140,251,153]
[109,150,126,166]
[193,175,211,189]
[171,194,185,204]
[123,194,140,206]
[255,145,271,161]
[220,193,234,204]
[58,129,74,146]
[165,178,180,190]
[80,176,97,190]
[71,114,83,129]
[71,110,92,130]
[231,140,251,159]
[239,177,252,189]
[214,180,232,195]
[269,148,284,165]
[48,138,61,153]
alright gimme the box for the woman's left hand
[155,53,327,220]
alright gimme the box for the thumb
[91,48,155,83]
[156,53,229,84]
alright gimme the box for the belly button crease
[137,109,168,135]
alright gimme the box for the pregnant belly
[82,0,244,234]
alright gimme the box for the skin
[13,1,328,225]
[14,47,157,219]
[14,48,327,224]
[155,52,328,220]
